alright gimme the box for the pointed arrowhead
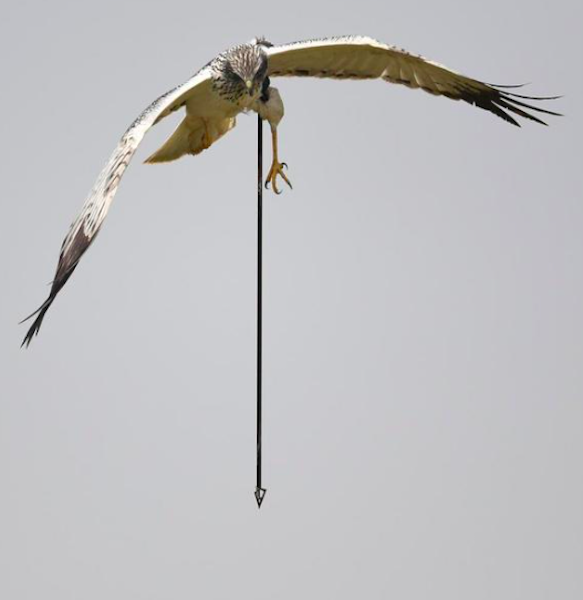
[254,486,267,508]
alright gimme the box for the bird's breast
[252,87,284,127]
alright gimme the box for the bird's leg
[254,85,292,194]
[265,125,292,195]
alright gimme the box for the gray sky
[1,1,582,598]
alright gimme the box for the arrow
[255,115,267,508]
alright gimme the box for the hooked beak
[246,80,253,94]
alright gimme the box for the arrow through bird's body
[21,35,560,346]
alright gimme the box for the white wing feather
[64,68,213,256]
[21,67,214,346]
[266,36,560,126]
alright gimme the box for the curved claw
[264,179,283,194]
[265,161,292,195]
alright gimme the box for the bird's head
[214,43,268,102]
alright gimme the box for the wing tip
[20,297,54,348]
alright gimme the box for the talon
[265,126,293,194]
[265,160,292,195]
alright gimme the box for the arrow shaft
[255,115,266,507]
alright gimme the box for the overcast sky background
[1,1,582,598]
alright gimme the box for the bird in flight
[21,35,560,347]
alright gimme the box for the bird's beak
[246,80,253,94]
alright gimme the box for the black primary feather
[21,226,91,347]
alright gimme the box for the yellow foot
[265,161,292,195]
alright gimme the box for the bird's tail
[20,295,55,348]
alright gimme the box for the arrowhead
[254,486,267,508]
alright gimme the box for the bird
[20,35,560,347]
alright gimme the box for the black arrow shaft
[257,114,263,488]
[255,115,266,508]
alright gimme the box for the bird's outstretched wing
[266,36,561,126]
[21,67,215,347]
